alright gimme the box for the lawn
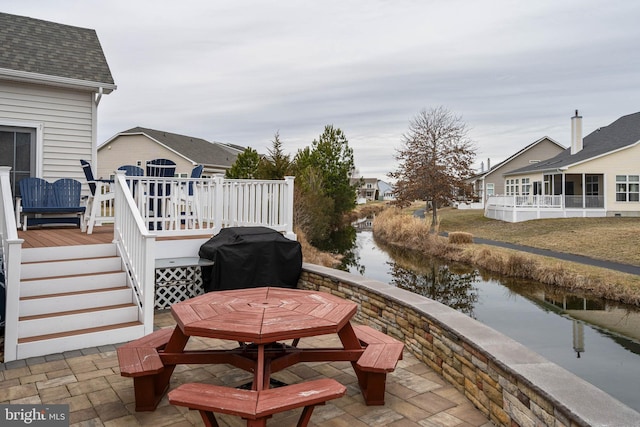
[435,207,640,266]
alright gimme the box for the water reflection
[337,227,640,411]
[390,259,479,317]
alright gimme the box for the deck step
[18,303,139,338]
[19,287,133,317]
[20,271,127,297]
[13,241,147,361]
[16,322,145,360]
[21,243,117,263]
[20,256,122,280]
[18,321,142,344]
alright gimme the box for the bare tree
[389,107,475,230]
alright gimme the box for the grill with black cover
[198,226,302,292]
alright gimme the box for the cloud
[4,0,640,180]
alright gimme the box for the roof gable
[471,136,564,180]
[110,127,243,168]
[507,112,640,175]
[0,12,115,90]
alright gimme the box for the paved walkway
[0,311,493,427]
[470,236,640,276]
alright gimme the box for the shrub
[448,232,473,244]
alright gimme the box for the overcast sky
[5,1,640,180]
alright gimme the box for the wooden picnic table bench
[116,328,173,411]
[168,378,346,427]
[353,324,404,405]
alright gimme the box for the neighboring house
[351,178,395,203]
[467,137,565,207]
[378,180,395,201]
[0,12,116,197]
[97,127,243,178]
[352,177,380,203]
[486,111,640,222]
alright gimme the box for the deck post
[213,175,224,235]
[284,176,296,240]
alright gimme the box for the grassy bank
[372,206,640,306]
[437,207,640,266]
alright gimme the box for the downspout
[94,86,103,106]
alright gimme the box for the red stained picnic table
[120,287,400,412]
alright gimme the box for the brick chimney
[571,110,583,155]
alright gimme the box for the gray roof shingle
[120,127,243,168]
[506,112,640,175]
[0,12,114,87]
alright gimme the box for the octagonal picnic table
[120,287,401,411]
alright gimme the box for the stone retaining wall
[299,263,640,427]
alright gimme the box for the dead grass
[375,206,640,306]
[448,232,473,244]
[297,227,342,268]
[436,207,640,266]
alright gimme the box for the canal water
[340,229,640,412]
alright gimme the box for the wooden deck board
[18,224,212,248]
[18,225,115,248]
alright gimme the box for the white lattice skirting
[154,266,205,309]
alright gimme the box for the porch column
[582,174,586,209]
[561,174,566,210]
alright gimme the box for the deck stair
[16,243,144,359]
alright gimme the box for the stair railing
[0,167,23,361]
[112,171,155,334]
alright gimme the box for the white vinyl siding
[0,81,94,182]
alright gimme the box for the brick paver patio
[0,311,493,426]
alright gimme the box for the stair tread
[20,270,124,282]
[21,255,120,265]
[19,303,136,321]
[20,286,130,300]
[18,321,142,344]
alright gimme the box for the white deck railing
[486,195,563,208]
[0,167,24,361]
[485,194,607,222]
[126,175,295,239]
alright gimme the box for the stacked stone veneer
[299,263,640,427]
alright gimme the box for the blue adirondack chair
[117,165,144,176]
[18,177,86,231]
[80,160,115,234]
[178,165,204,227]
[145,159,176,230]
[117,164,145,198]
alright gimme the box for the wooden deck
[17,224,213,248]
[18,224,116,248]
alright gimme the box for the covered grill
[198,226,302,292]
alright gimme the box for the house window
[486,183,494,196]
[586,175,599,196]
[521,178,531,195]
[533,181,542,195]
[616,175,640,202]
[505,178,519,195]
[0,127,36,198]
